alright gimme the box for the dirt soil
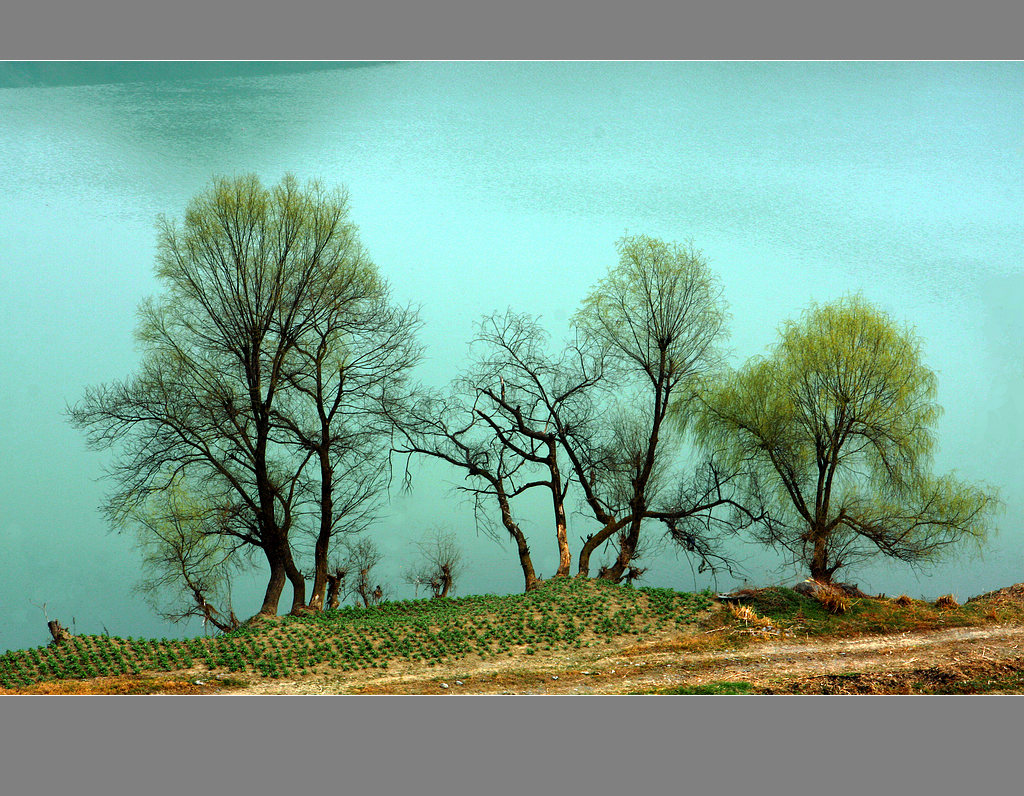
[215,623,1024,695]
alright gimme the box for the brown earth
[209,623,1024,695]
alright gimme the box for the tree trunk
[576,516,630,578]
[436,565,452,599]
[493,481,541,591]
[47,620,71,645]
[356,568,372,607]
[513,530,541,591]
[284,544,307,614]
[554,518,571,577]
[809,530,832,583]
[307,451,334,612]
[600,514,643,582]
[259,553,287,615]
[325,571,343,609]
[307,525,329,611]
[549,445,572,577]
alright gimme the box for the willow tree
[695,295,998,583]
[571,235,734,581]
[129,475,246,633]
[70,174,401,617]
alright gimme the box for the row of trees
[70,175,998,625]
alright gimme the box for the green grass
[736,587,1019,637]
[0,578,711,689]
[4,579,1018,692]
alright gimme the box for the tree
[272,293,421,610]
[391,237,757,590]
[335,536,389,608]
[129,476,245,633]
[462,311,606,579]
[70,174,408,618]
[390,383,546,592]
[570,235,740,581]
[694,294,999,583]
[405,528,465,598]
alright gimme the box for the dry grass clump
[817,589,850,615]
[967,583,1024,606]
[795,579,852,614]
[893,595,914,607]
[934,594,960,610]
[729,603,774,630]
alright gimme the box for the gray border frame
[2,1,1022,59]
[1,1,1021,794]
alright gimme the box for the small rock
[440,683,449,689]
[455,680,463,685]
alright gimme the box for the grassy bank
[3,579,1023,694]
[0,578,708,690]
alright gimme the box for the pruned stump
[47,620,72,645]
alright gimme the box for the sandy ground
[217,623,1024,695]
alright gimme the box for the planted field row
[0,580,711,688]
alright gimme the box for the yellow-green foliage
[694,294,999,579]
[575,235,727,395]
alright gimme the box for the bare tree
[338,537,389,608]
[405,528,465,598]
[465,311,606,577]
[390,388,545,591]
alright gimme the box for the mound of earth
[967,583,1024,607]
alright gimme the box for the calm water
[2,62,1022,652]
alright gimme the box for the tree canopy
[70,174,419,618]
[694,294,999,582]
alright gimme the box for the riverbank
[4,579,1024,694]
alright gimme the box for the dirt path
[222,623,1024,694]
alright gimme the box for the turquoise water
[2,62,1021,652]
